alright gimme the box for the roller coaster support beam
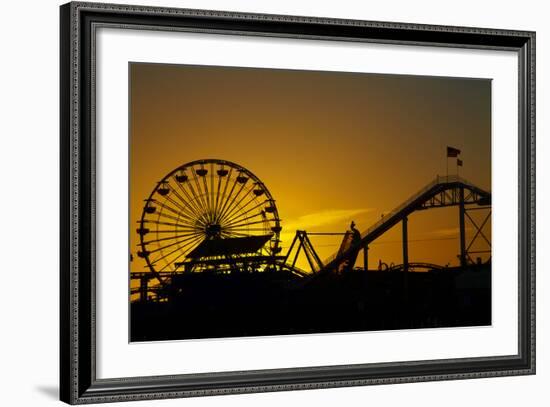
[402,216,409,273]
[363,242,369,272]
[459,187,467,267]
[285,231,325,272]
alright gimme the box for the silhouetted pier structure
[131,170,491,341]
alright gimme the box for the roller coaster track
[320,175,491,273]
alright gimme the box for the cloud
[282,208,373,232]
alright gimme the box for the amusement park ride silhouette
[131,158,491,303]
[130,158,492,341]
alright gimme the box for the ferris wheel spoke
[172,177,208,220]
[153,207,201,228]
[210,162,215,222]
[213,168,233,223]
[217,181,249,224]
[148,220,197,237]
[161,194,201,225]
[157,211,198,228]
[222,174,253,216]
[182,175,207,217]
[227,180,263,218]
[190,168,211,221]
[142,219,197,229]
[145,232,203,255]
[142,219,202,231]
[223,211,267,229]
[222,200,268,226]
[220,193,262,226]
[146,234,203,256]
[155,199,202,225]
[166,183,206,224]
[142,231,203,245]
[158,237,204,272]
[222,215,264,233]
[149,234,204,267]
[215,175,238,223]
[154,200,186,219]
[182,172,207,223]
[219,186,256,225]
[200,168,213,223]
[146,225,201,240]
[147,229,205,234]
[168,183,209,224]
[166,191,210,229]
[212,165,223,221]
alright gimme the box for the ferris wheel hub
[205,223,222,238]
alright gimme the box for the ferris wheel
[136,159,282,280]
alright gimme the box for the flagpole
[457,158,463,177]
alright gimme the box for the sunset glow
[129,63,491,276]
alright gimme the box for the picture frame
[60,1,535,404]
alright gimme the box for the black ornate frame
[60,2,536,404]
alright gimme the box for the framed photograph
[60,1,535,404]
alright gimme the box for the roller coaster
[131,160,491,303]
[290,174,491,275]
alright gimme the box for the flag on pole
[447,146,461,157]
[457,158,463,166]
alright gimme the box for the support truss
[464,206,492,264]
[285,231,325,273]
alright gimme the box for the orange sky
[129,63,491,274]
